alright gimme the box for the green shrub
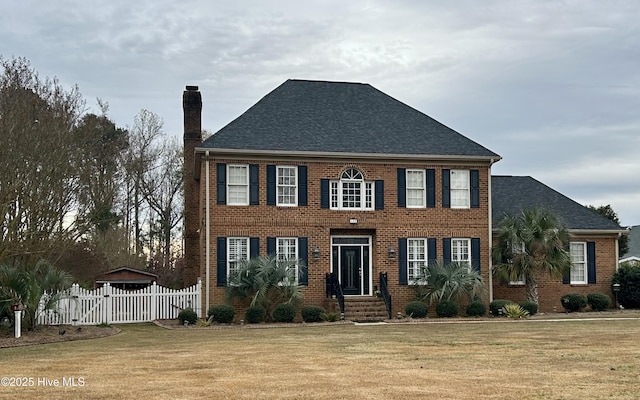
[245,305,266,324]
[404,301,428,318]
[560,293,587,312]
[466,300,486,317]
[273,303,296,323]
[587,292,611,311]
[178,308,198,325]
[301,306,326,322]
[490,299,514,316]
[321,312,341,322]
[435,300,459,318]
[207,304,235,323]
[612,262,640,308]
[517,301,538,316]
[503,303,530,319]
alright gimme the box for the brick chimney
[183,85,202,286]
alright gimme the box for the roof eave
[492,228,626,236]
[568,229,627,236]
[195,147,501,164]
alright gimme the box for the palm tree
[226,255,303,320]
[492,208,572,305]
[0,260,72,331]
[413,260,484,305]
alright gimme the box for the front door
[331,236,371,296]
[341,246,361,295]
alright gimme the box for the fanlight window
[330,168,373,210]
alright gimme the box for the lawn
[1,318,639,399]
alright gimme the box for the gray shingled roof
[200,79,499,158]
[492,176,622,231]
[625,225,640,258]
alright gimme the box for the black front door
[341,246,361,295]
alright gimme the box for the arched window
[330,168,373,210]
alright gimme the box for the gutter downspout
[205,151,211,310]
[488,160,495,304]
[616,231,621,270]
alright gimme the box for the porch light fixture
[388,246,396,259]
[312,247,320,260]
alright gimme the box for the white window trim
[276,166,298,207]
[450,169,470,209]
[227,237,249,286]
[407,238,428,284]
[451,238,471,271]
[329,169,374,211]
[570,242,588,284]
[406,169,426,208]
[227,164,249,206]
[277,237,299,285]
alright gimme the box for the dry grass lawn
[1,318,639,399]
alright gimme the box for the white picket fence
[36,279,202,326]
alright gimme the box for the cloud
[2,0,640,224]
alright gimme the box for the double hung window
[451,238,471,270]
[277,237,299,284]
[407,239,428,284]
[570,242,587,284]
[450,170,470,208]
[406,170,426,208]
[277,166,297,206]
[227,237,249,280]
[227,165,249,205]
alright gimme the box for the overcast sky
[2,1,639,226]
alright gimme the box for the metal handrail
[325,273,345,318]
[379,272,392,319]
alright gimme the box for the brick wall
[198,157,493,316]
[492,235,619,312]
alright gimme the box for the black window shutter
[442,169,450,208]
[587,241,596,284]
[216,237,227,286]
[298,166,308,206]
[426,169,436,208]
[443,238,452,265]
[399,238,408,285]
[216,163,226,205]
[249,164,259,205]
[250,237,259,259]
[266,165,276,205]
[427,238,437,265]
[375,180,384,210]
[298,237,308,286]
[320,179,329,209]
[471,238,481,273]
[397,168,406,207]
[470,169,480,208]
[267,237,276,256]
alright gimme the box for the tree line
[0,56,184,287]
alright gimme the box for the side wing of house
[491,176,625,312]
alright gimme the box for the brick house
[182,79,624,317]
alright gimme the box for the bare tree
[141,139,184,269]
[121,109,163,255]
[0,56,86,264]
